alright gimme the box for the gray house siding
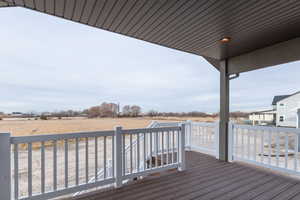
[276,93,300,127]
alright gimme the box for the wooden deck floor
[71,151,300,200]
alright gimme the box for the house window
[280,103,284,106]
[279,116,284,122]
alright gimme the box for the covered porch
[2,0,300,200]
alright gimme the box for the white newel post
[214,121,220,159]
[179,124,186,171]
[114,126,122,188]
[228,122,234,162]
[0,133,11,200]
[186,120,192,150]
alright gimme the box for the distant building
[249,91,300,127]
[272,91,300,127]
[10,112,23,117]
[249,109,276,125]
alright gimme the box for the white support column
[179,124,186,171]
[0,133,11,200]
[114,126,122,188]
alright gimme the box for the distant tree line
[121,105,142,117]
[146,110,249,118]
[0,104,249,120]
[85,102,119,118]
[85,103,142,118]
[146,110,214,118]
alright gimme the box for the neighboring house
[272,91,300,127]
[249,109,276,125]
[10,112,23,117]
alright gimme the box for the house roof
[272,95,291,105]
[2,0,300,71]
[272,91,300,105]
[250,109,276,114]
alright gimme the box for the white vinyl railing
[188,121,219,158]
[3,120,300,200]
[73,121,160,196]
[181,121,300,175]
[0,125,186,200]
[232,124,300,174]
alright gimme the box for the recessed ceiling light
[220,37,231,43]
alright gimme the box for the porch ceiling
[3,0,300,70]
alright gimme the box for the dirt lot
[0,117,217,136]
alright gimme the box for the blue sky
[1,7,300,113]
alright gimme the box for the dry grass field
[0,117,217,136]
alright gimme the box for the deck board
[70,151,300,200]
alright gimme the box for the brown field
[0,117,217,136]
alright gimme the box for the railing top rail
[233,124,300,134]
[10,130,114,144]
[155,122,181,127]
[122,126,181,134]
[191,121,216,127]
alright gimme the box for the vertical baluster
[150,132,153,169]
[201,126,204,145]
[261,130,264,163]
[133,139,136,173]
[285,134,288,169]
[64,139,68,188]
[161,131,164,166]
[172,131,175,163]
[14,144,19,199]
[95,137,98,181]
[130,134,133,174]
[103,136,107,179]
[235,128,238,158]
[203,126,205,145]
[205,127,208,144]
[53,140,57,191]
[241,129,245,159]
[143,132,146,170]
[268,131,271,165]
[85,137,89,183]
[137,133,140,172]
[75,138,79,185]
[155,131,158,167]
[276,132,280,167]
[196,125,198,146]
[112,136,114,177]
[206,127,209,144]
[247,129,250,159]
[294,134,298,171]
[167,131,170,165]
[122,135,125,175]
[28,143,32,197]
[41,142,45,194]
[254,131,257,161]
[177,130,180,163]
[190,124,193,147]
